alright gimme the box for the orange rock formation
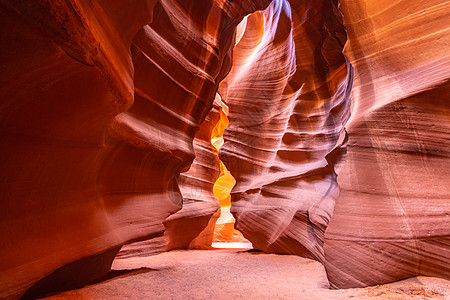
[0,0,449,298]
[0,0,270,298]
[324,0,450,288]
[219,0,353,261]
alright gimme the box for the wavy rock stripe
[324,0,450,287]
[340,0,450,126]
[219,0,353,261]
[116,95,225,256]
[324,81,450,288]
[0,0,271,298]
[0,1,155,297]
[188,95,233,248]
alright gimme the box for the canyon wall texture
[219,0,353,261]
[323,0,450,288]
[324,81,450,288]
[0,0,449,297]
[218,0,449,289]
[117,95,228,257]
[0,0,270,298]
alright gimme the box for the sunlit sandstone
[0,0,271,298]
[0,0,449,297]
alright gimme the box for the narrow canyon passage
[1,0,450,299]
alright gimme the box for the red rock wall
[219,0,353,261]
[0,0,271,298]
[341,0,450,127]
[1,0,449,296]
[1,1,155,297]
[324,81,450,288]
[323,0,450,288]
[117,95,229,256]
[219,0,450,288]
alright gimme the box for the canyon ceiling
[0,0,449,298]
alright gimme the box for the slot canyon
[0,0,449,299]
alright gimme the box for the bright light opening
[210,95,252,250]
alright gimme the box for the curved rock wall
[219,0,449,288]
[1,1,155,297]
[0,0,271,298]
[1,0,449,296]
[219,0,353,261]
[323,0,450,288]
[341,0,450,127]
[117,95,228,256]
[324,81,450,288]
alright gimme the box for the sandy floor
[43,249,450,300]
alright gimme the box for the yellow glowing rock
[213,162,236,207]
[213,207,250,244]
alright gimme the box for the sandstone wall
[219,0,353,261]
[1,0,449,297]
[324,0,450,288]
[0,0,271,298]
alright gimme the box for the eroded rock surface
[1,0,449,296]
[341,0,450,127]
[324,81,450,288]
[219,0,353,261]
[0,0,270,298]
[323,0,450,287]
[165,96,227,250]
[219,0,449,288]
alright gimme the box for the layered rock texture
[1,0,449,297]
[219,0,353,261]
[324,81,450,288]
[218,0,450,289]
[117,96,228,257]
[0,0,270,298]
[323,0,450,288]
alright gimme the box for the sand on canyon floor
[43,249,450,300]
